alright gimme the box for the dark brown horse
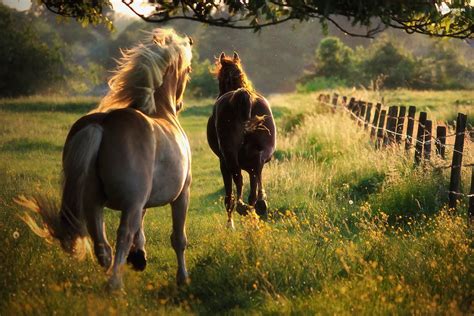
[207,52,276,228]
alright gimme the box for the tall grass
[0,92,473,314]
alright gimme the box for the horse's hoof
[176,270,190,287]
[226,219,235,230]
[255,200,268,218]
[107,276,124,292]
[127,249,147,271]
[96,247,112,270]
[236,201,249,216]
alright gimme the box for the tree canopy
[39,0,473,38]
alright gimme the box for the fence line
[318,96,472,157]
[318,93,473,223]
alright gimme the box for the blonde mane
[94,28,192,115]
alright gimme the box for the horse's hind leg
[248,170,258,207]
[170,185,190,286]
[224,154,247,216]
[85,205,112,270]
[127,209,147,271]
[83,181,112,270]
[255,164,268,218]
[220,159,235,229]
[108,207,143,290]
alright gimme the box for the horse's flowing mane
[94,28,192,115]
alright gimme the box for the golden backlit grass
[0,90,473,314]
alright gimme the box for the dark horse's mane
[214,56,254,96]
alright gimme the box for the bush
[300,34,474,91]
[360,40,415,89]
[314,37,355,82]
[296,76,347,93]
[187,57,218,98]
[0,4,66,96]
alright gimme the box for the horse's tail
[230,88,253,122]
[16,124,103,259]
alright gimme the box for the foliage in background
[0,4,108,97]
[37,0,474,39]
[299,35,474,92]
[2,4,473,97]
[0,4,65,96]
[187,52,219,98]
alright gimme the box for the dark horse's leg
[83,175,112,270]
[248,170,258,207]
[220,159,235,229]
[127,209,147,271]
[255,162,268,218]
[223,152,247,216]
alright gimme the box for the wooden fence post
[448,113,467,212]
[376,110,386,149]
[436,126,447,159]
[396,106,406,144]
[423,120,432,161]
[467,167,474,226]
[414,111,427,166]
[348,97,355,110]
[405,106,417,151]
[352,100,361,118]
[384,106,398,146]
[370,103,382,139]
[359,103,366,127]
[364,103,372,130]
[332,93,339,113]
[469,166,474,226]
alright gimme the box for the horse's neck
[151,85,178,118]
[219,83,246,97]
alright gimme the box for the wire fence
[316,93,473,221]
[317,95,473,160]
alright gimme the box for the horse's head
[215,52,252,96]
[153,31,193,115]
[173,36,193,113]
[95,28,193,117]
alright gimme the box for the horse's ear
[219,52,226,64]
[233,52,240,62]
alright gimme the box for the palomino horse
[17,29,193,290]
[207,52,276,229]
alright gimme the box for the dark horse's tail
[230,88,269,134]
[15,124,103,259]
[230,88,253,122]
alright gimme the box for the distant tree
[187,56,218,98]
[412,41,474,89]
[313,37,354,82]
[38,0,473,39]
[360,40,415,89]
[299,34,474,91]
[0,4,66,96]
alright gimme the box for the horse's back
[95,109,156,209]
[67,108,189,210]
[243,94,276,166]
[209,90,276,169]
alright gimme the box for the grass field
[0,90,473,314]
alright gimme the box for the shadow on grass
[1,138,63,153]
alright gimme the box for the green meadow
[0,90,473,314]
